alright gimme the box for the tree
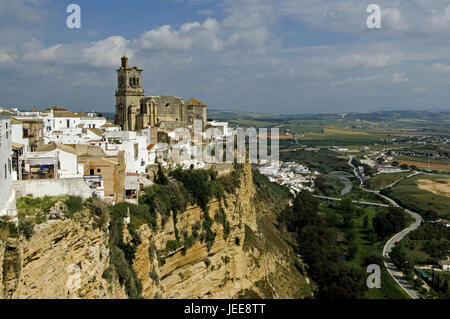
[154,164,168,185]
[348,242,358,260]
[373,206,406,240]
[363,215,369,228]
[400,164,409,170]
[19,219,34,240]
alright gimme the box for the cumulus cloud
[0,49,16,64]
[22,36,131,69]
[2,0,450,113]
[135,18,223,52]
[382,8,410,31]
[392,72,410,84]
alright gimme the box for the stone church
[114,56,207,132]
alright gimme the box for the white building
[11,117,30,153]
[41,107,81,132]
[0,107,16,218]
[439,258,450,270]
[104,131,150,174]
[79,115,107,129]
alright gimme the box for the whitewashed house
[11,117,30,153]
[79,115,107,129]
[0,107,16,218]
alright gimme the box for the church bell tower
[114,56,145,131]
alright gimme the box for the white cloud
[382,8,410,31]
[0,49,16,64]
[413,87,427,94]
[198,9,214,16]
[432,62,450,72]
[135,18,223,52]
[392,72,410,84]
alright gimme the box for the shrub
[19,219,35,240]
[87,199,110,229]
[64,196,84,214]
[166,240,180,252]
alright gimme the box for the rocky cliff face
[0,164,313,299]
[0,214,126,299]
[132,164,313,299]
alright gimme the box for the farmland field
[383,174,450,218]
[365,171,412,191]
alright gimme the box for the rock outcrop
[0,164,312,299]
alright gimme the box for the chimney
[121,56,128,68]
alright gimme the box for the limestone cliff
[0,213,126,299]
[0,164,313,299]
[132,164,313,299]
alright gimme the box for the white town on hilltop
[0,57,315,222]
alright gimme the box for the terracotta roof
[0,107,12,116]
[10,117,22,124]
[36,143,78,155]
[45,106,67,111]
[126,172,139,176]
[53,110,80,118]
[12,142,25,149]
[87,128,104,136]
[101,123,120,128]
[186,98,206,107]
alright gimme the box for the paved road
[348,156,424,299]
[378,192,423,299]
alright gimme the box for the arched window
[165,103,170,109]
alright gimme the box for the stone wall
[13,178,94,199]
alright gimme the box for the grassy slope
[386,174,450,218]
[365,171,411,191]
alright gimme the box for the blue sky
[2,0,450,114]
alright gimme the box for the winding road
[348,156,424,299]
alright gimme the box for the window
[165,103,170,109]
[90,169,94,175]
[97,168,101,173]
[4,164,6,179]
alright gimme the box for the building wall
[0,111,15,217]
[21,120,44,151]
[11,122,30,152]
[57,150,80,178]
[187,105,207,130]
[80,117,107,129]
[82,155,125,203]
[13,178,94,199]
[51,116,81,130]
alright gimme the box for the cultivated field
[417,179,450,197]
[384,174,450,218]
[399,160,450,172]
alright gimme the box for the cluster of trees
[372,207,406,240]
[279,191,367,299]
[429,270,450,297]
[423,240,450,259]
[390,244,414,282]
[314,176,344,197]
[103,203,143,299]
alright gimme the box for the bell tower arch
[114,56,145,131]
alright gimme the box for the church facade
[114,56,207,132]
